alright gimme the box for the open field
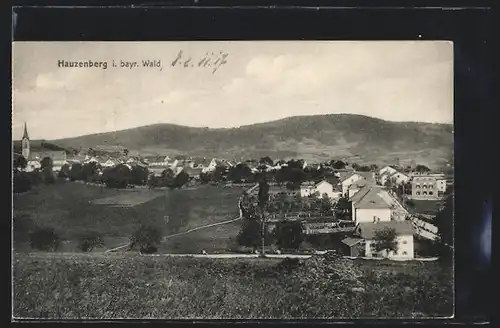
[12,253,453,319]
[90,192,163,207]
[13,181,246,252]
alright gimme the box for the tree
[40,157,53,171]
[40,157,55,184]
[236,219,262,248]
[199,171,212,184]
[81,162,100,181]
[228,163,252,183]
[335,197,351,219]
[331,160,347,170]
[416,165,431,173]
[259,156,273,166]
[58,163,71,179]
[372,227,398,257]
[76,231,104,252]
[14,155,28,171]
[148,174,159,189]
[274,221,304,250]
[130,224,163,254]
[160,168,176,187]
[68,163,83,181]
[172,170,190,189]
[103,164,131,188]
[130,165,149,186]
[319,194,333,216]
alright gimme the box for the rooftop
[356,221,415,239]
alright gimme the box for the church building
[15,123,68,172]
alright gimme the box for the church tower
[22,122,30,159]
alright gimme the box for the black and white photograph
[12,41,454,319]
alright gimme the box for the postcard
[12,41,454,320]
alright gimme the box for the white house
[301,180,342,200]
[354,220,415,259]
[339,173,368,197]
[102,158,120,168]
[25,160,41,172]
[350,185,392,224]
[379,165,398,176]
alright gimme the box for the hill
[49,114,453,168]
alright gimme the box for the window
[429,191,433,195]
[403,251,407,255]
[416,191,421,195]
[423,191,427,195]
[423,184,427,189]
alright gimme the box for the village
[13,122,454,260]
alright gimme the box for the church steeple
[22,122,30,159]
[23,122,30,140]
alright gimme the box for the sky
[12,41,453,140]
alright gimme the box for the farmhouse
[353,220,415,259]
[300,179,342,200]
[379,165,398,176]
[350,185,392,224]
[339,173,369,197]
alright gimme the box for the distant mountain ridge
[48,114,453,168]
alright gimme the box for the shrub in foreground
[29,227,60,251]
[130,224,163,254]
[76,231,105,252]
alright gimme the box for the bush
[76,231,104,252]
[130,224,163,254]
[29,227,60,251]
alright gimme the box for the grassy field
[12,253,453,319]
[13,181,246,252]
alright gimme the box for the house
[339,173,364,196]
[339,172,375,197]
[181,167,203,179]
[25,159,41,172]
[354,220,415,259]
[411,176,440,200]
[101,158,121,168]
[300,179,342,200]
[379,165,398,176]
[380,171,410,186]
[350,185,392,224]
[348,181,369,199]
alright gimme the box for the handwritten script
[56,51,229,74]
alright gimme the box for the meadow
[13,253,453,319]
[13,180,247,252]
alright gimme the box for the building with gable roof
[350,185,393,224]
[353,220,415,258]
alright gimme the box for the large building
[411,176,440,200]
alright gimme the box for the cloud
[12,41,453,139]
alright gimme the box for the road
[15,252,313,259]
